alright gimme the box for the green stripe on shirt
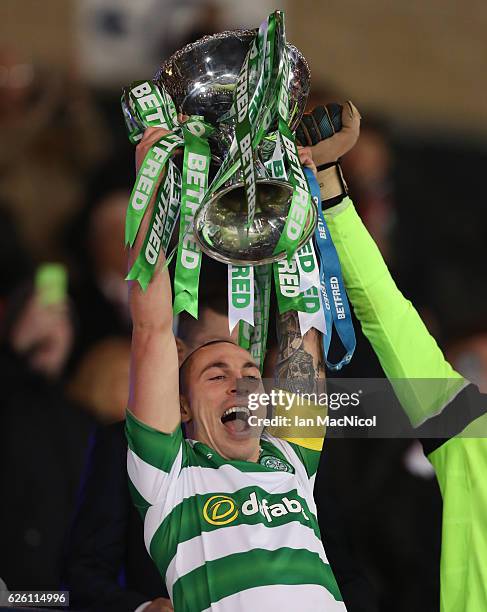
[171,547,342,611]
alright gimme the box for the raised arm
[274,147,326,393]
[128,127,180,433]
[302,101,487,611]
[299,102,465,424]
[273,103,360,397]
[324,195,487,612]
[270,148,326,457]
[324,200,465,425]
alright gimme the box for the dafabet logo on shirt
[203,495,239,525]
[202,492,309,526]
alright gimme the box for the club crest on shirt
[260,455,293,472]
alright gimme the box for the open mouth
[221,406,251,435]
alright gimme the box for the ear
[175,337,189,366]
[180,394,192,423]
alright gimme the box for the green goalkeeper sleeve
[325,198,487,612]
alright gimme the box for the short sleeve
[287,441,322,480]
[125,410,184,516]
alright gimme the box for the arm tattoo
[274,310,325,394]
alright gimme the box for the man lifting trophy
[122,9,361,611]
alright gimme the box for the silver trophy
[155,28,314,265]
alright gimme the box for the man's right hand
[135,127,172,173]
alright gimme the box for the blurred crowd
[0,3,486,612]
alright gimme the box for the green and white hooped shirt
[126,410,345,611]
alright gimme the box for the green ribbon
[207,12,278,208]
[273,258,304,314]
[161,161,182,254]
[122,8,309,348]
[128,79,178,130]
[173,122,213,318]
[234,46,258,226]
[209,11,310,262]
[251,14,279,148]
[126,167,173,290]
[121,79,178,144]
[274,254,325,337]
[272,25,312,261]
[238,264,272,372]
[123,79,182,250]
[125,132,183,247]
[156,81,179,129]
[229,265,254,333]
[251,264,273,371]
[238,320,251,350]
[122,75,215,302]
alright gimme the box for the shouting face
[180,341,265,462]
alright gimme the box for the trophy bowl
[195,178,317,266]
[155,29,315,266]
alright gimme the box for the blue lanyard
[304,168,356,370]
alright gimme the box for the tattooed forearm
[274,310,325,393]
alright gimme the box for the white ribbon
[228,265,255,334]
[298,286,327,336]
[296,239,321,293]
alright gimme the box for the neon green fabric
[324,198,465,427]
[429,432,487,611]
[325,198,487,611]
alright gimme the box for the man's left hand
[297,101,361,166]
[297,146,317,178]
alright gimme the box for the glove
[295,103,343,146]
[297,101,360,207]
